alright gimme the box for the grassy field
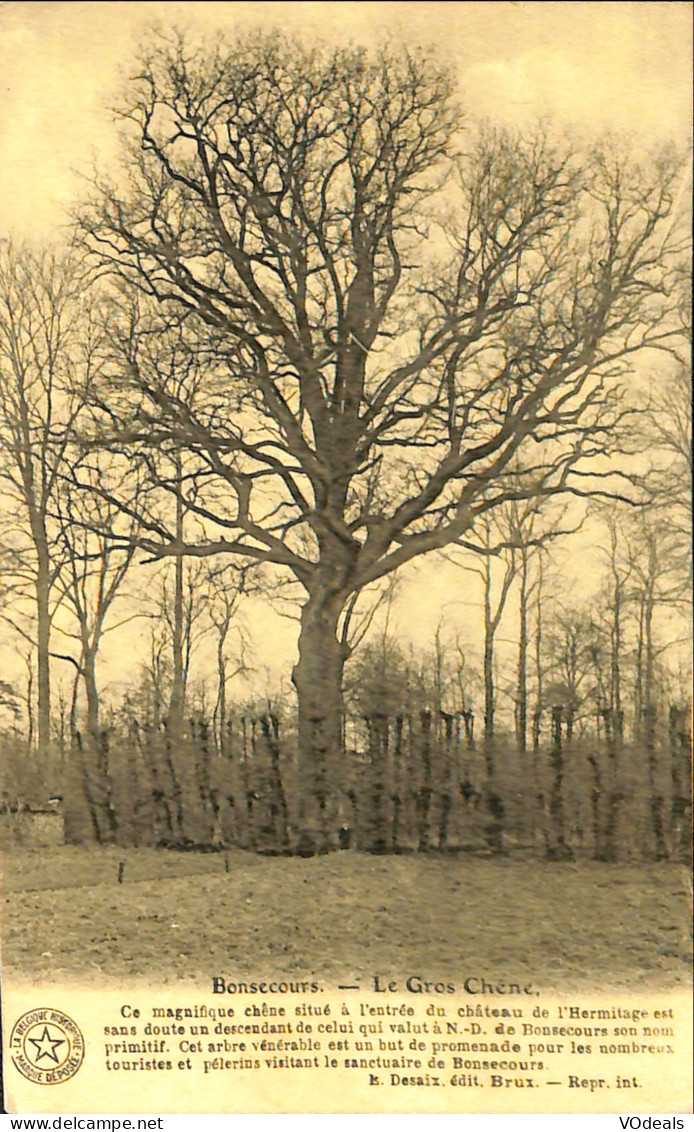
[2,846,691,990]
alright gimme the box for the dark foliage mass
[1,678,690,865]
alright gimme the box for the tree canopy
[78,32,686,605]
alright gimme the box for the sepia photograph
[0,0,691,1116]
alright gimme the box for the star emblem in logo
[27,1025,65,1065]
[11,1008,84,1084]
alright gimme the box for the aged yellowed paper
[0,0,692,1117]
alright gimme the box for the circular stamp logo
[9,1008,84,1085]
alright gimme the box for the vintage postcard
[0,0,692,1117]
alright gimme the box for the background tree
[627,515,688,750]
[544,605,595,740]
[598,513,631,748]
[0,243,98,753]
[636,351,691,561]
[205,560,255,757]
[52,464,139,740]
[77,32,686,849]
[156,559,209,725]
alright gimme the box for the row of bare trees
[0,30,690,855]
[10,601,686,862]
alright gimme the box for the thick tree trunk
[69,667,79,741]
[532,555,544,753]
[483,639,495,744]
[610,582,624,748]
[547,706,573,860]
[482,637,502,853]
[415,709,433,852]
[291,590,347,854]
[515,548,529,754]
[634,598,644,741]
[25,660,35,748]
[363,714,389,853]
[257,714,289,853]
[642,587,656,750]
[214,636,227,757]
[169,561,185,731]
[390,714,404,851]
[83,647,100,738]
[36,552,52,754]
[437,711,454,850]
[74,731,102,842]
[169,482,186,735]
[669,705,691,862]
[81,644,117,842]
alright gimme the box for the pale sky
[0,1,691,709]
[0,2,691,239]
